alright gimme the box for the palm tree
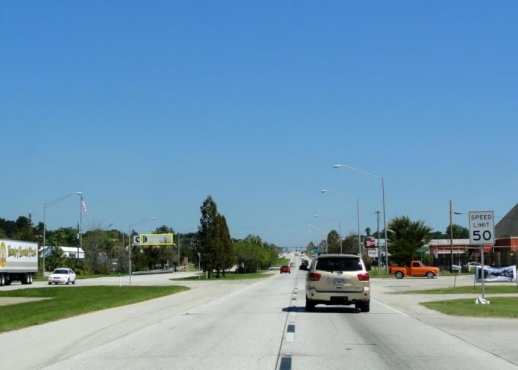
[387,216,432,266]
[326,230,341,253]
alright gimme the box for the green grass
[368,267,478,278]
[0,286,189,333]
[407,285,518,318]
[175,271,274,281]
[33,272,129,282]
[368,267,392,278]
[421,297,518,318]
[409,285,518,294]
[277,257,291,266]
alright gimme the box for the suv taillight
[308,272,321,281]
[357,273,370,281]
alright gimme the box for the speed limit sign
[468,211,494,245]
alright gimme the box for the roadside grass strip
[0,286,189,333]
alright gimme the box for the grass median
[175,271,275,281]
[408,285,518,319]
[0,285,189,333]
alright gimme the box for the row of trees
[197,196,281,278]
[306,217,470,266]
[6,201,466,274]
[0,196,282,278]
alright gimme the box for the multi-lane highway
[1,255,518,370]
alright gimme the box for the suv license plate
[333,279,344,286]
[330,296,348,303]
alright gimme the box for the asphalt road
[1,267,517,370]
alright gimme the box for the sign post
[468,211,494,303]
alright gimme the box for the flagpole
[79,194,86,262]
[79,194,82,262]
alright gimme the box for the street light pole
[308,224,327,253]
[314,215,342,253]
[128,217,155,285]
[321,190,361,255]
[42,192,82,277]
[178,233,181,270]
[78,193,84,263]
[334,164,388,272]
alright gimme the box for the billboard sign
[475,265,516,283]
[139,233,174,246]
[367,249,378,258]
[364,237,376,249]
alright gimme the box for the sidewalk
[371,275,518,365]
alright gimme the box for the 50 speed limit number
[468,211,494,245]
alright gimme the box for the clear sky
[1,1,517,249]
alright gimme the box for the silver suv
[305,254,371,312]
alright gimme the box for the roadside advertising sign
[139,233,174,246]
[364,237,376,249]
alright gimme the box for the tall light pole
[321,189,361,255]
[128,217,155,285]
[78,193,86,263]
[334,164,388,272]
[177,233,181,270]
[308,224,327,253]
[42,192,82,277]
[307,230,319,252]
[314,215,342,253]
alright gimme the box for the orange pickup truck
[389,261,439,279]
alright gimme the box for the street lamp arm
[333,163,386,267]
[314,214,341,222]
[321,189,357,203]
[129,216,156,231]
[44,192,82,209]
[320,189,362,255]
[308,224,326,236]
[313,216,342,253]
[308,224,328,253]
[333,164,382,181]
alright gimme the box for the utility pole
[376,211,380,274]
[178,233,181,269]
[450,200,454,272]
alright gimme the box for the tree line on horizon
[307,217,469,266]
[0,195,282,278]
[2,205,468,273]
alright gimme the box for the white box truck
[0,239,38,286]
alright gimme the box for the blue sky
[1,1,517,249]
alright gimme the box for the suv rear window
[315,257,362,272]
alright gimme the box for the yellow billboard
[139,233,174,246]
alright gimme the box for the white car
[48,268,76,285]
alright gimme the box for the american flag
[81,200,88,216]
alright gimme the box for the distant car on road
[48,268,76,285]
[466,261,481,271]
[280,265,291,274]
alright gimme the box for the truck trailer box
[0,239,38,286]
